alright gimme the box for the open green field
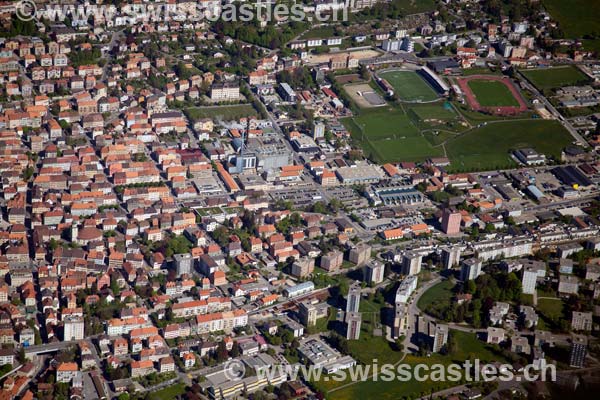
[344,101,570,169]
[467,80,520,107]
[543,0,600,49]
[410,104,457,121]
[300,26,337,39]
[446,119,572,171]
[521,66,591,90]
[309,307,336,334]
[537,298,565,320]
[184,104,257,121]
[408,103,469,140]
[417,280,455,311]
[392,0,436,14]
[343,107,444,163]
[379,70,439,102]
[147,383,186,400]
[537,297,567,330]
[317,330,506,400]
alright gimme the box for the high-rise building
[401,252,422,276]
[364,260,385,284]
[346,282,361,315]
[346,312,362,340]
[63,316,85,341]
[392,304,408,339]
[348,243,372,266]
[299,301,318,327]
[571,311,593,331]
[521,267,538,295]
[320,250,343,272]
[569,335,587,368]
[441,209,461,235]
[291,257,315,278]
[174,253,193,277]
[432,324,449,353]
[441,247,461,269]
[313,122,325,140]
[460,258,482,281]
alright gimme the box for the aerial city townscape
[1,0,600,399]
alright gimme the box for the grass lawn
[408,104,469,137]
[537,298,565,321]
[392,0,436,14]
[453,102,534,123]
[467,80,520,107]
[423,130,458,146]
[309,308,335,334]
[319,330,505,400]
[346,107,420,140]
[184,104,257,121]
[342,107,444,163]
[446,119,572,172]
[359,297,383,313]
[379,70,439,102]
[581,38,600,53]
[409,104,457,121]
[372,135,444,163]
[300,26,337,39]
[521,66,591,90]
[537,288,557,298]
[543,0,600,48]
[521,294,534,306]
[417,280,455,311]
[348,333,402,366]
[147,383,186,400]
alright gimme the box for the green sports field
[467,80,520,107]
[378,70,439,102]
[446,119,573,171]
[342,107,444,163]
[344,100,572,170]
[521,66,591,90]
[409,104,456,121]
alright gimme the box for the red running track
[456,74,528,116]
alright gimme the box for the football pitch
[521,66,591,90]
[342,107,444,163]
[446,119,573,171]
[467,80,520,107]
[378,70,439,102]
[344,103,573,170]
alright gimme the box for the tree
[281,329,294,344]
[17,347,26,363]
[216,340,228,363]
[466,280,476,294]
[110,276,121,297]
[311,201,327,214]
[212,226,230,248]
[21,166,34,181]
[471,299,482,328]
[394,338,404,352]
[359,65,370,81]
[230,342,240,358]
